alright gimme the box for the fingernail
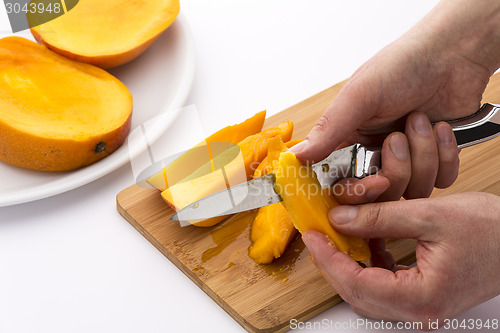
[412,113,432,136]
[389,134,409,160]
[301,231,318,262]
[302,230,313,247]
[288,139,309,153]
[436,124,452,146]
[329,205,359,225]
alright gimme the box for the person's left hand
[302,191,500,327]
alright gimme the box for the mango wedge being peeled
[0,37,132,171]
[273,152,371,261]
[29,0,180,68]
[162,121,293,227]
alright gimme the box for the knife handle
[446,103,500,149]
[355,103,500,179]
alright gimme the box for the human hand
[302,192,500,327]
[292,0,500,198]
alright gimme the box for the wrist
[411,0,500,74]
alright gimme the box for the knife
[170,103,500,222]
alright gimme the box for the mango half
[29,0,180,69]
[0,37,133,171]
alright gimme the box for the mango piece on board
[249,137,298,264]
[147,111,266,191]
[253,139,302,179]
[162,121,293,227]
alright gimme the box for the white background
[1,1,499,332]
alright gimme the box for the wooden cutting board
[117,74,500,333]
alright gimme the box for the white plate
[0,15,196,207]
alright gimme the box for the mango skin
[29,0,180,69]
[0,117,131,172]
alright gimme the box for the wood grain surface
[116,74,500,333]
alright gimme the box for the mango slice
[162,121,293,227]
[253,139,302,179]
[273,152,370,261]
[29,0,180,68]
[249,137,298,264]
[249,201,297,264]
[147,111,266,191]
[0,37,132,171]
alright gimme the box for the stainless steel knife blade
[170,103,500,222]
[311,143,381,189]
[170,174,281,223]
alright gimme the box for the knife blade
[170,103,500,222]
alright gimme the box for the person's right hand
[292,0,500,200]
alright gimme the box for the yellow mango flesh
[29,0,180,68]
[162,141,249,210]
[249,202,297,264]
[147,111,266,190]
[0,37,132,171]
[253,139,302,178]
[273,152,370,261]
[162,121,293,227]
[249,136,297,264]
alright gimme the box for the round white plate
[0,15,196,207]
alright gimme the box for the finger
[326,132,409,205]
[328,199,437,240]
[292,83,376,163]
[433,122,460,188]
[368,238,395,270]
[302,230,423,313]
[331,175,390,205]
[376,132,412,202]
[404,112,439,199]
[304,231,410,322]
[350,302,423,325]
[351,304,417,324]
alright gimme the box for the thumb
[329,199,437,240]
[290,82,371,163]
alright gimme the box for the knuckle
[364,204,384,232]
[313,113,332,133]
